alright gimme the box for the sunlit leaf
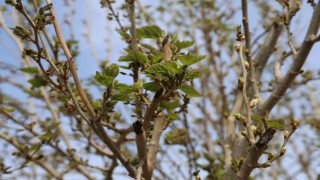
[165,128,189,145]
[19,67,38,74]
[28,144,41,152]
[145,63,169,75]
[151,53,163,64]
[136,25,164,39]
[143,82,161,92]
[95,71,114,87]
[28,76,47,88]
[185,69,200,80]
[178,54,206,66]
[119,51,148,63]
[163,61,180,74]
[114,83,134,94]
[119,31,131,41]
[175,40,194,49]
[161,100,180,110]
[178,84,201,97]
[267,119,284,130]
[103,64,119,78]
[47,122,61,132]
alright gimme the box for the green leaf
[19,67,39,74]
[111,93,131,101]
[204,153,215,163]
[39,133,52,142]
[28,144,41,152]
[165,128,189,145]
[178,84,201,97]
[114,83,134,94]
[163,114,178,130]
[95,71,114,87]
[151,53,163,64]
[136,25,164,39]
[47,122,61,132]
[119,65,130,70]
[145,62,169,75]
[161,100,180,110]
[143,82,161,92]
[28,76,47,88]
[68,160,78,168]
[185,69,200,80]
[2,106,15,112]
[92,100,102,111]
[178,54,206,66]
[251,114,262,124]
[103,64,119,78]
[119,51,149,63]
[119,31,131,41]
[163,61,180,74]
[133,79,144,90]
[175,40,194,49]
[267,119,284,130]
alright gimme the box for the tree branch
[258,1,320,116]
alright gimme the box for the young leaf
[19,67,39,74]
[2,106,15,112]
[143,82,161,92]
[185,69,200,80]
[165,128,189,145]
[28,144,41,153]
[137,25,164,39]
[133,79,144,90]
[145,62,169,75]
[111,93,131,101]
[178,54,206,66]
[161,100,180,110]
[119,51,148,63]
[47,122,61,132]
[114,83,134,94]
[28,76,47,88]
[95,71,114,87]
[103,64,119,78]
[39,133,52,142]
[119,31,131,41]
[151,53,163,64]
[175,40,194,49]
[178,84,201,97]
[163,61,180,74]
[267,119,285,130]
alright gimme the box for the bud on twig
[284,131,289,140]
[235,44,241,52]
[280,146,286,156]
[249,98,259,109]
